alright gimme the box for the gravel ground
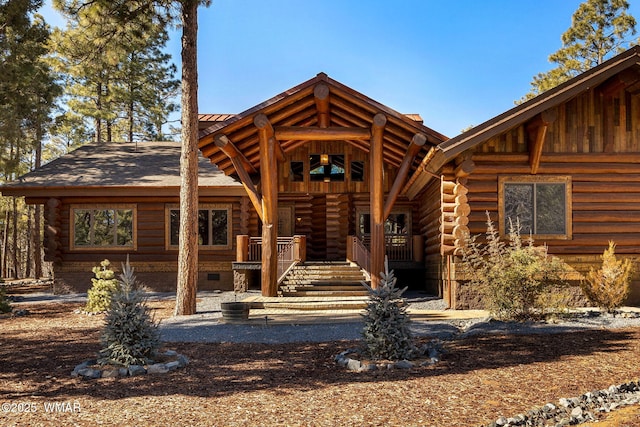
[157,290,640,344]
[10,288,640,344]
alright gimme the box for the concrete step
[280,290,369,297]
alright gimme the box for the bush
[0,285,11,313]
[85,259,120,313]
[98,258,159,367]
[581,241,634,312]
[461,213,568,321]
[361,259,417,361]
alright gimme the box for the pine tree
[519,0,636,102]
[361,259,417,361]
[99,258,159,366]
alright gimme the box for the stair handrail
[277,237,299,284]
[348,235,371,282]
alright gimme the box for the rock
[101,369,121,378]
[128,365,146,376]
[77,368,102,379]
[360,363,377,372]
[394,360,414,369]
[118,368,129,377]
[163,350,178,357]
[558,397,571,407]
[165,361,181,371]
[495,416,507,426]
[177,354,189,367]
[570,406,583,418]
[147,363,170,374]
[346,359,361,371]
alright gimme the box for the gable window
[499,176,572,239]
[167,204,231,249]
[71,205,136,250]
[309,154,345,182]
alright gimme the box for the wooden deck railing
[347,235,371,280]
[236,235,307,283]
[360,234,414,261]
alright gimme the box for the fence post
[294,235,306,262]
[236,235,249,262]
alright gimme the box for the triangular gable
[404,45,640,199]
[198,72,448,176]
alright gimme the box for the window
[499,176,572,239]
[71,205,135,250]
[351,161,364,182]
[167,204,231,249]
[357,211,410,237]
[309,154,345,182]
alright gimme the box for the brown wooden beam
[383,133,426,219]
[213,134,257,174]
[254,113,285,162]
[370,113,387,289]
[314,83,331,128]
[527,108,557,174]
[214,135,263,221]
[275,126,371,141]
[257,119,279,297]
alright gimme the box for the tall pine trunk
[174,0,199,316]
[33,126,43,278]
[11,197,18,279]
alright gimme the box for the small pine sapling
[85,259,120,313]
[581,241,634,312]
[99,258,160,367]
[361,259,417,361]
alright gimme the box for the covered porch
[198,73,447,297]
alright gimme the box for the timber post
[370,113,387,288]
[255,113,280,297]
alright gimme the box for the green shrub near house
[85,260,120,313]
[461,214,568,321]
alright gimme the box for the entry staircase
[261,261,370,310]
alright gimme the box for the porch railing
[236,235,307,283]
[360,234,414,261]
[347,236,371,281]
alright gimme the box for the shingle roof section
[3,141,241,190]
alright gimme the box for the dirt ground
[1,285,640,427]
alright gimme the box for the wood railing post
[293,235,307,262]
[346,236,354,263]
[236,235,249,262]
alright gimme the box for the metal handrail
[360,234,413,261]
[276,238,298,284]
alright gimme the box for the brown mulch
[1,296,639,427]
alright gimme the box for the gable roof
[2,141,243,198]
[438,45,640,162]
[198,72,448,175]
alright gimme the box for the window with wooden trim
[166,204,231,249]
[71,205,136,250]
[499,176,572,239]
[309,154,345,182]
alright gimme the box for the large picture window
[309,154,345,182]
[499,176,572,239]
[71,205,136,250]
[166,204,231,249]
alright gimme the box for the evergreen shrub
[85,259,119,313]
[99,258,159,367]
[0,285,11,313]
[361,259,417,361]
[581,241,634,312]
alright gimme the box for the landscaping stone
[70,350,188,380]
[483,380,640,427]
[128,365,146,376]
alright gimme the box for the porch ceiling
[198,73,448,176]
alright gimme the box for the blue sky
[42,1,640,138]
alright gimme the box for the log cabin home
[5,46,640,307]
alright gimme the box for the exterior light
[320,154,329,166]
